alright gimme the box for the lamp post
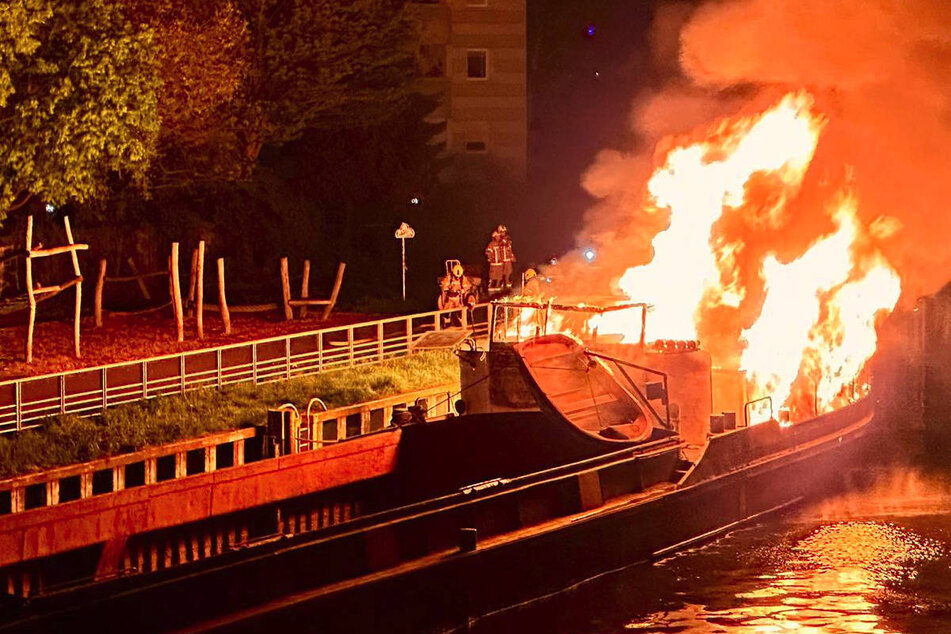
[395,222,415,301]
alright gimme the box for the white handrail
[0,305,489,433]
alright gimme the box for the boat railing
[0,383,457,516]
[488,300,649,347]
[297,383,458,451]
[744,395,774,427]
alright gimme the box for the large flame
[611,92,823,340]
[740,198,900,417]
[592,91,900,422]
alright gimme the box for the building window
[465,140,487,153]
[466,50,487,79]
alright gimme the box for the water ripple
[623,520,949,633]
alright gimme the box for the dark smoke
[558,0,951,307]
[680,0,951,302]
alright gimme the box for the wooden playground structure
[0,216,87,363]
[2,218,346,363]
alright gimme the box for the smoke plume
[563,0,951,305]
[680,0,951,300]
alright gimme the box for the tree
[120,0,252,186]
[127,0,420,192]
[0,0,160,224]
[245,0,419,145]
[0,0,51,109]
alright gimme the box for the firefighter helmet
[496,224,507,234]
[452,263,464,277]
[524,268,537,280]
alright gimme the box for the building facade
[410,0,527,182]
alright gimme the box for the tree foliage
[0,0,161,222]
[0,0,51,108]
[120,0,252,185]
[123,0,250,148]
[247,0,419,144]
[131,0,420,190]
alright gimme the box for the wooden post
[63,218,82,359]
[280,257,293,321]
[24,216,35,364]
[195,241,205,340]
[94,259,106,328]
[187,247,198,316]
[127,257,152,302]
[321,262,346,321]
[217,258,231,335]
[171,243,184,342]
[299,259,310,318]
[167,253,173,313]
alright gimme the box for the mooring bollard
[458,527,478,553]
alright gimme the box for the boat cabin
[459,298,749,446]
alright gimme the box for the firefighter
[438,261,472,310]
[520,268,550,335]
[485,225,516,293]
[521,268,545,299]
[498,225,516,289]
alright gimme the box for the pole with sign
[395,222,415,301]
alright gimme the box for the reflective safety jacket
[485,236,515,264]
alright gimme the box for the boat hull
[202,400,873,633]
[2,400,874,633]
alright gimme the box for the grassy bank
[0,352,458,478]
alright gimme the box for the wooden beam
[287,299,332,307]
[321,262,346,321]
[204,302,278,314]
[63,216,82,359]
[187,247,198,317]
[171,243,184,342]
[28,244,89,258]
[300,259,310,318]
[102,302,171,316]
[217,258,231,335]
[127,257,152,302]
[195,241,205,340]
[33,277,82,295]
[95,259,106,328]
[25,216,35,364]
[280,257,293,321]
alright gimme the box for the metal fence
[0,305,489,434]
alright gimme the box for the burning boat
[2,299,881,634]
[1,92,910,632]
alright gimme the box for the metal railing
[301,383,458,450]
[0,305,488,434]
[0,383,458,515]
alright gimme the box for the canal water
[463,469,951,634]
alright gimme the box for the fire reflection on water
[630,522,943,633]
[463,472,951,634]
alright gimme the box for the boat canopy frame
[586,349,673,431]
[489,299,650,348]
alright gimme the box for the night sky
[522,0,664,265]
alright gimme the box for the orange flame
[613,92,824,341]
[595,91,901,422]
[741,198,900,417]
